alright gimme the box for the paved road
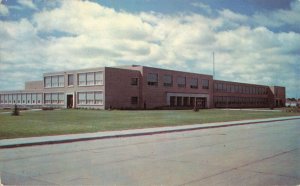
[0,119,299,185]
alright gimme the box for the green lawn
[0,109,299,139]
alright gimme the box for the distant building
[285,99,299,107]
[0,65,286,109]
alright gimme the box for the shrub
[11,104,20,116]
[193,106,199,112]
[42,107,54,111]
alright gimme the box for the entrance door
[67,95,73,108]
[196,97,206,109]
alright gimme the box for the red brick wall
[213,80,270,108]
[126,66,214,109]
[105,67,141,109]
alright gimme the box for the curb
[1,117,300,149]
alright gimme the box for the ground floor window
[131,97,138,105]
[77,91,103,105]
[214,96,269,107]
[170,96,206,108]
[0,93,43,105]
[44,93,64,105]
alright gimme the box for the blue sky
[0,0,299,98]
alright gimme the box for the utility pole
[213,52,215,79]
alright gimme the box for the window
[44,75,64,88]
[131,97,138,105]
[26,94,31,104]
[177,77,186,88]
[51,76,58,87]
[58,93,64,104]
[238,86,242,93]
[9,94,12,104]
[202,79,209,89]
[190,78,198,89]
[222,84,226,92]
[13,94,17,104]
[78,92,86,105]
[95,92,103,105]
[265,88,268,95]
[21,94,26,104]
[87,73,94,85]
[163,75,173,87]
[44,93,64,104]
[17,94,21,104]
[147,73,158,86]
[78,91,103,105]
[131,78,138,86]
[45,93,51,104]
[0,95,3,104]
[95,72,103,85]
[230,85,234,93]
[4,95,8,103]
[86,92,94,104]
[44,77,51,88]
[226,84,230,92]
[234,85,239,93]
[78,73,86,86]
[37,94,42,104]
[214,83,218,91]
[217,84,222,92]
[58,75,64,87]
[78,72,103,86]
[68,74,74,86]
[52,93,58,104]
[32,94,37,104]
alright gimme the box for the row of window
[44,71,103,88]
[145,73,209,89]
[0,93,43,104]
[0,92,104,106]
[44,75,64,88]
[78,91,103,105]
[78,72,103,86]
[44,93,65,104]
[214,96,269,105]
[214,83,268,95]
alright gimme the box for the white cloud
[0,0,9,16]
[253,1,300,29]
[0,0,299,97]
[17,0,37,10]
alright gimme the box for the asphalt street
[0,119,299,185]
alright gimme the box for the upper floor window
[78,73,86,86]
[51,76,58,87]
[217,83,222,92]
[226,84,230,92]
[147,73,158,86]
[95,72,103,85]
[87,73,94,85]
[68,74,74,86]
[44,75,64,88]
[78,71,103,86]
[202,79,209,89]
[177,77,186,88]
[163,75,173,87]
[44,77,51,88]
[131,78,138,86]
[190,78,198,89]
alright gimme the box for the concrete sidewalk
[1,116,300,149]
